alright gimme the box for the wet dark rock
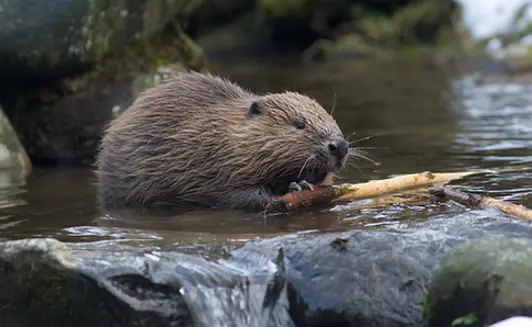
[0,0,210,163]
[0,238,293,327]
[233,220,532,327]
[3,221,532,327]
[0,104,32,173]
[0,0,198,79]
[0,64,188,164]
[426,237,532,327]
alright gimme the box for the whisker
[349,133,380,145]
[349,146,385,150]
[329,85,337,117]
[354,148,379,161]
[346,131,357,141]
[349,149,380,167]
[298,155,314,180]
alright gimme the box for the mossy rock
[0,14,205,164]
[0,60,192,164]
[425,237,532,327]
[0,0,201,79]
[257,0,459,51]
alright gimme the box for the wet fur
[96,72,344,211]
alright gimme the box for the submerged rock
[426,237,532,327]
[0,0,199,79]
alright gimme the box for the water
[0,57,531,246]
[1,57,532,326]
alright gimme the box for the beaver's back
[96,72,255,209]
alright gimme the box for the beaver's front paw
[288,180,315,192]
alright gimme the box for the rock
[257,0,458,51]
[0,0,210,163]
[0,63,189,164]
[187,0,255,32]
[426,237,532,327]
[232,221,532,327]
[0,238,294,327]
[0,0,200,79]
[3,221,532,327]
[0,104,31,174]
[258,0,352,50]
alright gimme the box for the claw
[289,180,315,193]
[299,180,315,191]
[289,182,302,192]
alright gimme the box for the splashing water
[145,248,295,327]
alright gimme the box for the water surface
[0,57,531,253]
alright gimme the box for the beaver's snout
[327,137,349,161]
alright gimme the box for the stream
[0,57,531,326]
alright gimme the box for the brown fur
[95,72,348,212]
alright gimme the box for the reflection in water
[0,58,530,248]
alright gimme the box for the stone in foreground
[3,220,532,327]
[234,220,532,327]
[0,238,291,327]
[426,237,532,327]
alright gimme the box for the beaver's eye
[294,122,306,130]
[246,101,263,119]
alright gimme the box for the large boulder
[234,220,532,327]
[0,0,201,79]
[0,63,190,164]
[426,237,532,327]
[0,238,293,327]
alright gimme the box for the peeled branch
[332,171,487,202]
[263,170,491,215]
[429,185,532,221]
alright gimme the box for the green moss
[0,261,79,319]
[313,0,465,62]
[16,50,43,69]
[422,292,431,327]
[170,19,205,72]
[24,270,77,318]
[356,0,455,46]
[260,0,306,18]
[451,313,479,327]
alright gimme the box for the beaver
[95,72,350,212]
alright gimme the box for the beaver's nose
[327,138,349,160]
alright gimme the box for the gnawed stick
[262,185,340,215]
[263,170,490,215]
[429,184,532,220]
[332,171,489,202]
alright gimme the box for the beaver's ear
[246,101,263,119]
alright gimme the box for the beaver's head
[232,91,350,192]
